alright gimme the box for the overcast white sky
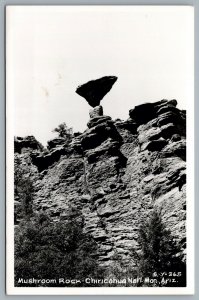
[6,6,194,146]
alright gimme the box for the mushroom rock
[76,76,118,107]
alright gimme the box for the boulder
[87,116,112,129]
[81,131,108,151]
[81,121,122,151]
[14,136,43,153]
[76,76,118,107]
[157,111,183,127]
[115,119,137,133]
[47,137,66,150]
[129,99,180,126]
[129,100,169,125]
[129,103,156,125]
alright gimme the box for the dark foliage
[52,122,73,141]
[134,209,186,287]
[15,212,104,287]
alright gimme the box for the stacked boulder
[129,99,186,155]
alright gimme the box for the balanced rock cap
[76,76,118,108]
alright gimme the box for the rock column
[89,105,103,118]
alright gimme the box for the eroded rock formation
[14,99,186,267]
[14,135,43,154]
[76,76,118,107]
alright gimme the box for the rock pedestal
[89,105,103,118]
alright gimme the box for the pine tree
[135,208,186,287]
[52,122,73,141]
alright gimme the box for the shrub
[15,212,104,287]
[52,122,73,141]
[134,208,186,287]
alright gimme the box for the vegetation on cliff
[14,99,187,287]
[15,210,104,287]
[135,208,186,287]
[52,122,73,140]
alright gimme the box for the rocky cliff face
[14,99,186,267]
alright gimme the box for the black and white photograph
[6,5,194,295]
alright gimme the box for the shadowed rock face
[76,76,118,107]
[15,99,186,268]
[14,136,43,153]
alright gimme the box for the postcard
[6,5,194,295]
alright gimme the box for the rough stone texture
[14,99,187,267]
[14,136,43,153]
[47,137,66,150]
[76,76,118,107]
[87,116,112,129]
[89,105,103,118]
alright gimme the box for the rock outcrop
[14,136,43,154]
[76,76,118,107]
[14,99,186,267]
[47,137,66,150]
